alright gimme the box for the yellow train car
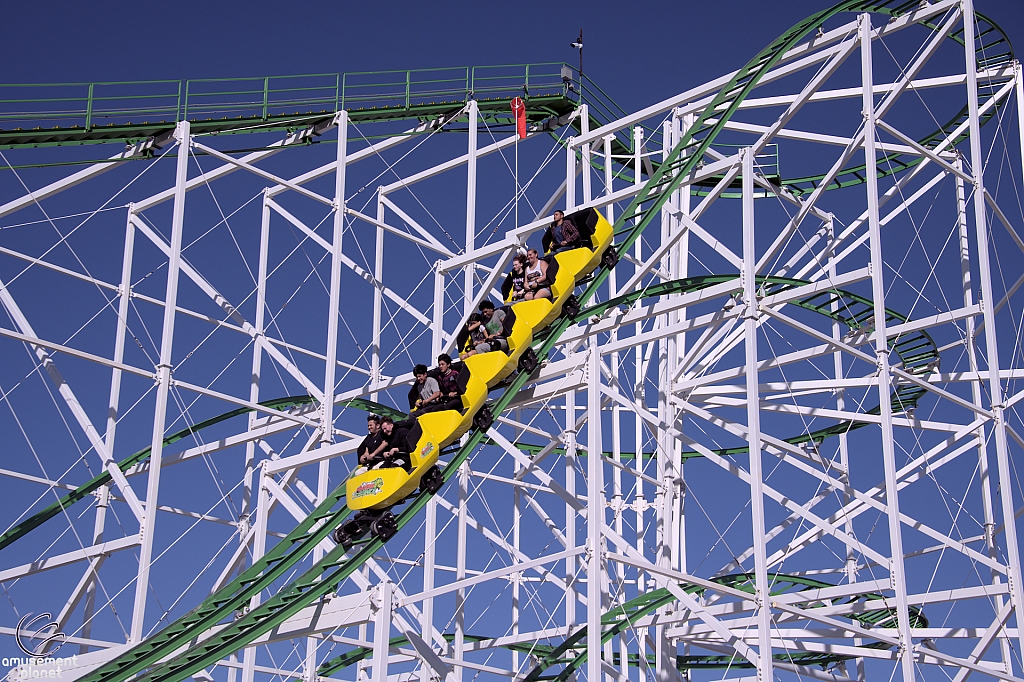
[337,208,614,544]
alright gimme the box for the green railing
[0,62,577,133]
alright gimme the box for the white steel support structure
[859,15,915,681]
[4,9,1024,682]
[130,121,190,643]
[742,147,773,682]
[963,0,1024,662]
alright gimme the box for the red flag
[511,97,527,139]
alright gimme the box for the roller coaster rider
[363,417,413,473]
[435,354,463,410]
[543,210,583,254]
[504,253,527,302]
[356,414,387,465]
[523,248,552,300]
[405,363,442,420]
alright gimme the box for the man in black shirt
[375,416,413,472]
[356,414,386,465]
[435,354,464,412]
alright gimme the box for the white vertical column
[586,336,604,682]
[675,112,690,579]
[1016,61,1024,186]
[963,0,1024,660]
[632,126,646,636]
[512,456,522,675]
[307,463,331,680]
[655,118,676,682]
[130,120,190,643]
[465,100,478,316]
[827,212,863,681]
[565,381,578,630]
[234,197,272,682]
[371,581,393,682]
[955,160,1012,672]
[860,16,915,681]
[419,496,438,682]
[432,263,444,358]
[322,111,348,443]
[742,147,773,682]
[105,209,136,472]
[566,136,577,212]
[581,104,592,204]
[602,131,628,680]
[242,469,271,682]
[242,196,271,537]
[603,135,615,225]
[454,463,469,682]
[372,187,385,400]
[633,128,645,600]
[84,210,136,649]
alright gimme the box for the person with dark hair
[436,354,464,410]
[356,414,386,465]
[458,313,485,360]
[542,210,582,254]
[523,248,551,300]
[472,301,508,354]
[362,416,412,472]
[503,254,528,302]
[408,364,442,418]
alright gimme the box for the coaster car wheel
[601,245,619,269]
[370,511,398,542]
[332,515,367,548]
[419,465,444,495]
[473,405,494,432]
[518,347,539,374]
[562,294,581,320]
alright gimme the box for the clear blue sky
[3,1,1019,116]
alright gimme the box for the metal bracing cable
[0,204,130,231]
[140,476,248,639]
[0,374,132,639]
[350,116,464,251]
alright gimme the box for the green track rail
[0,396,406,553]
[521,573,927,680]
[0,64,584,149]
[313,573,927,677]
[18,2,1005,680]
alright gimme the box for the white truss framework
[2,4,1024,682]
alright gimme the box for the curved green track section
[313,573,928,678]
[40,2,1007,680]
[520,573,927,680]
[0,396,405,553]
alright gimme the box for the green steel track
[519,573,928,680]
[12,2,1006,680]
[312,571,926,677]
[0,396,399,553]
[2,274,935,555]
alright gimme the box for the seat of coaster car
[566,207,599,246]
[542,253,560,287]
[499,305,516,338]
